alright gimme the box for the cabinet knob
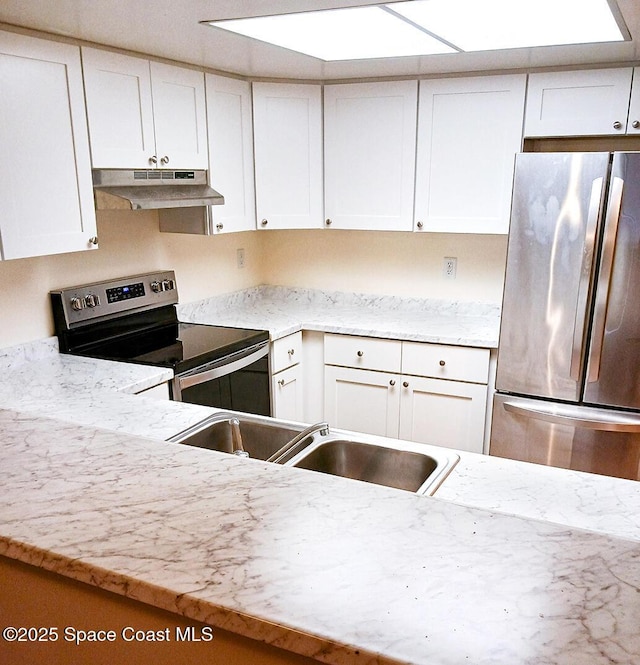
[403,381,409,388]
[288,349,295,356]
[416,221,424,230]
[613,121,623,130]
[389,380,396,387]
[325,218,332,226]
[357,350,364,357]
[278,379,285,387]
[439,359,446,367]
[88,236,98,246]
[160,155,170,165]
[633,120,640,129]
[149,155,158,165]
[261,219,268,227]
[216,223,224,231]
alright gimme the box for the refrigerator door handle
[503,399,640,432]
[586,176,624,383]
[570,177,604,380]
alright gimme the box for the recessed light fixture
[203,0,626,62]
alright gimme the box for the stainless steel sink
[283,436,459,495]
[168,412,458,495]
[167,412,305,461]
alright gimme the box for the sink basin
[169,412,458,495]
[167,412,305,461]
[284,437,458,495]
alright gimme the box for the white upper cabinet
[82,48,208,169]
[324,81,418,231]
[205,74,256,234]
[0,31,97,260]
[415,74,526,235]
[524,68,634,137]
[252,82,323,230]
[628,68,640,134]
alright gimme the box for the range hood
[92,169,225,210]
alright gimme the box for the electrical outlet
[237,248,245,269]
[443,257,457,280]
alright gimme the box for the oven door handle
[176,341,269,392]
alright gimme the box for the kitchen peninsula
[0,335,639,665]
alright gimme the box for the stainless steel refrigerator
[491,151,640,481]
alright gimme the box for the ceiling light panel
[389,0,625,51]
[207,6,456,61]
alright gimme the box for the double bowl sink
[168,412,458,495]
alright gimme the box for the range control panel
[51,271,178,328]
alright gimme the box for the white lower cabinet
[324,365,401,438]
[397,376,487,453]
[323,334,489,453]
[272,364,304,422]
[270,332,304,421]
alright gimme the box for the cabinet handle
[288,349,295,356]
[613,121,623,130]
[325,219,332,226]
[261,219,268,227]
[357,350,364,357]
[416,221,424,230]
[633,120,640,129]
[278,379,285,387]
[403,381,409,388]
[149,155,158,165]
[389,380,396,386]
[88,236,98,246]
[439,360,446,367]
[160,155,170,165]
[216,223,223,231]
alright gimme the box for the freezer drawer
[490,393,640,480]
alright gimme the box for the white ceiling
[2,0,640,81]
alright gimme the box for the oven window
[177,356,271,416]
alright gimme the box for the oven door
[172,341,271,416]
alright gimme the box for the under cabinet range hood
[92,169,225,210]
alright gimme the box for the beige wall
[0,211,507,348]
[260,229,508,302]
[0,210,261,348]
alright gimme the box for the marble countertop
[2,408,639,665]
[1,336,640,664]
[178,285,502,348]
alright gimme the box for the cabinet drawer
[324,334,402,373]
[402,342,489,384]
[271,332,302,374]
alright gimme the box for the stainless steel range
[50,271,271,415]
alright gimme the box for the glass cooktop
[74,322,269,374]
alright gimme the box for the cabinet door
[627,67,640,135]
[524,68,633,137]
[272,364,304,422]
[324,366,400,438]
[271,332,302,374]
[206,74,256,233]
[252,83,323,230]
[398,376,487,453]
[82,48,156,168]
[415,75,526,234]
[324,81,417,231]
[0,32,97,260]
[150,62,208,169]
